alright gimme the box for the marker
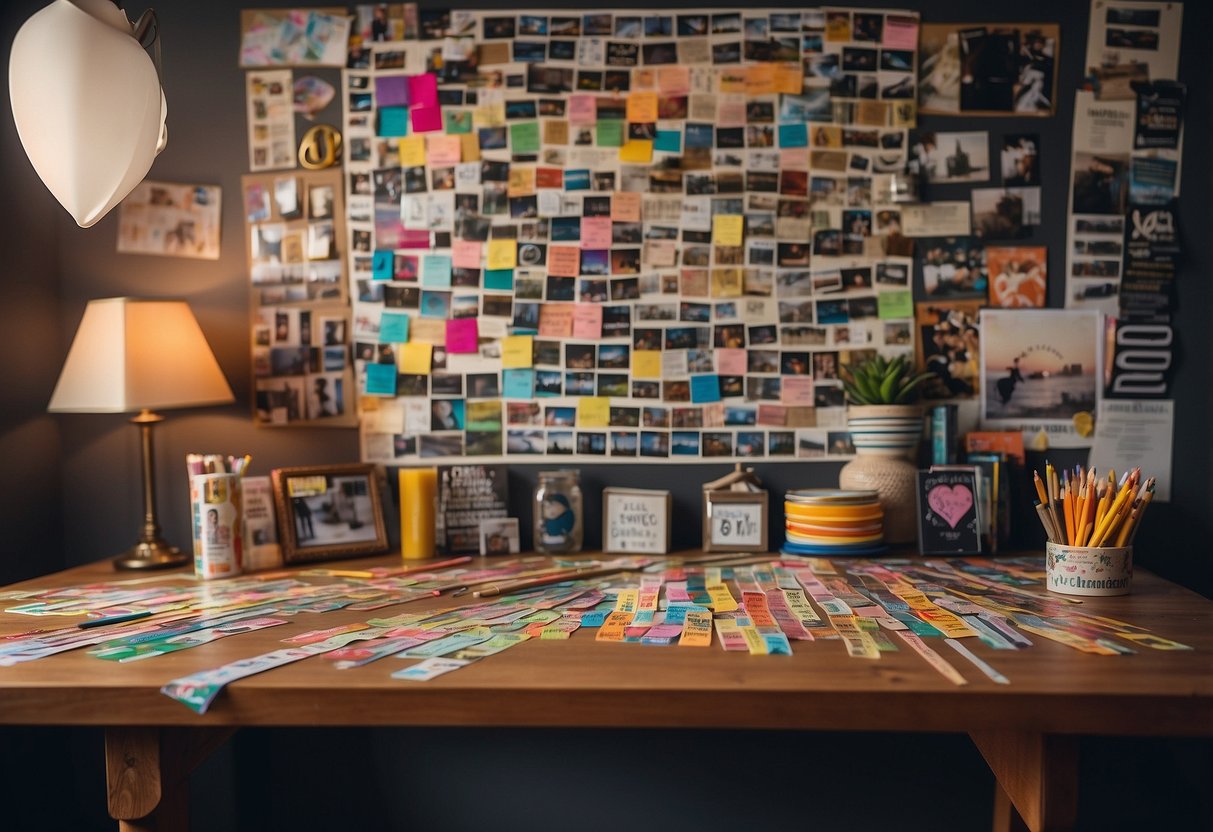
[78,611,153,629]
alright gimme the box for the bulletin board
[342,8,922,463]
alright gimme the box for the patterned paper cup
[1045,542,1132,597]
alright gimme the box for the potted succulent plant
[838,354,932,544]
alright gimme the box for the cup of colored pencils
[1033,464,1149,597]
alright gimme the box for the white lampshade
[49,298,234,413]
[9,0,168,228]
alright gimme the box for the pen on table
[78,610,153,629]
[379,556,473,577]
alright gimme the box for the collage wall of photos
[342,7,923,464]
[245,167,357,427]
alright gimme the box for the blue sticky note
[564,169,591,191]
[364,363,397,396]
[378,106,408,138]
[502,368,534,399]
[779,122,808,148]
[421,254,452,287]
[690,374,722,404]
[379,312,410,343]
[484,269,514,291]
[372,250,394,280]
[375,75,410,107]
[654,129,682,153]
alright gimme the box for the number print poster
[345,8,921,463]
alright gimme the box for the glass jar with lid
[534,470,583,554]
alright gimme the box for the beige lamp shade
[9,0,168,228]
[49,298,234,413]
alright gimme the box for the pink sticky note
[427,134,462,166]
[568,95,597,124]
[757,404,788,426]
[445,318,479,353]
[715,348,747,376]
[883,15,920,49]
[572,304,603,339]
[657,66,691,96]
[407,73,439,109]
[547,245,581,277]
[451,239,481,269]
[410,105,443,133]
[781,377,814,405]
[580,217,612,249]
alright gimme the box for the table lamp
[9,0,167,227]
[48,298,234,569]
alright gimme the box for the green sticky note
[379,312,410,343]
[596,120,624,147]
[510,121,541,154]
[878,290,913,319]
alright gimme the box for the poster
[117,181,222,260]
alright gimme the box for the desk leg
[971,731,1077,832]
[106,726,235,832]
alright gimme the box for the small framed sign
[603,488,672,554]
[703,491,769,552]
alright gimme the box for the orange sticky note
[538,304,574,337]
[626,91,659,123]
[547,245,581,277]
[772,63,804,95]
[611,191,642,222]
[426,134,462,166]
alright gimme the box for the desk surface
[0,554,1209,736]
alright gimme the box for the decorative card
[916,467,982,555]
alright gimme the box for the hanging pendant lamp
[9,0,167,228]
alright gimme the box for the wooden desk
[0,555,1209,832]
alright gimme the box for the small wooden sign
[602,488,672,554]
[702,491,769,552]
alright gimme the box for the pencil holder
[190,473,244,579]
[1045,542,1132,597]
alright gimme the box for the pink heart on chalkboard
[927,484,973,529]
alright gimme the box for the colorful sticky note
[619,139,653,163]
[611,192,642,223]
[365,363,397,396]
[399,135,426,166]
[572,305,603,339]
[427,134,462,165]
[501,335,534,369]
[510,121,541,154]
[632,350,661,379]
[459,132,481,162]
[411,106,443,133]
[654,129,682,153]
[779,122,808,148]
[878,290,913,319]
[502,368,534,399]
[445,318,479,353]
[378,107,408,137]
[626,92,658,123]
[580,217,612,249]
[379,312,410,344]
[577,397,610,428]
[407,73,439,109]
[452,240,481,269]
[375,75,409,107]
[538,304,574,337]
[568,95,597,124]
[483,269,514,290]
[781,377,815,405]
[690,375,722,404]
[398,341,433,375]
[547,246,581,277]
[486,239,517,270]
[372,250,394,280]
[421,254,452,287]
[713,215,745,247]
[596,120,624,147]
[715,348,747,376]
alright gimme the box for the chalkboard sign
[916,468,983,555]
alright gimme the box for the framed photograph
[603,487,671,554]
[702,490,769,552]
[272,464,389,564]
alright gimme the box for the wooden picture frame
[272,464,389,564]
[702,490,769,553]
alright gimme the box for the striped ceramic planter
[845,404,925,457]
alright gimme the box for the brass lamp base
[113,538,190,570]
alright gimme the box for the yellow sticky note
[712,214,744,246]
[577,396,610,428]
[746,64,776,96]
[397,341,433,375]
[632,350,662,379]
[626,91,658,123]
[398,135,427,167]
[459,132,481,162]
[772,63,804,94]
[486,239,516,270]
[619,139,653,163]
[501,334,533,369]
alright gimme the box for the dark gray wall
[0,1,1210,829]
